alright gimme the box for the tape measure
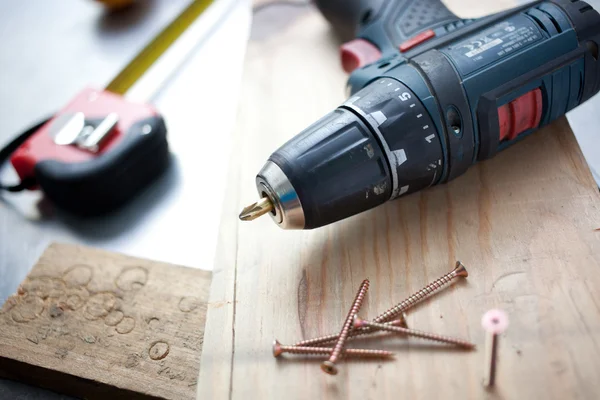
[106,0,214,95]
[1,0,214,215]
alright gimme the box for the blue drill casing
[346,1,599,184]
[265,0,600,228]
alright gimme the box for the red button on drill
[399,29,436,53]
[498,88,543,141]
[340,39,382,73]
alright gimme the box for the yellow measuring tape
[106,0,214,95]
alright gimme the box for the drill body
[244,0,600,229]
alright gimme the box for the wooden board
[197,1,600,399]
[0,243,211,400]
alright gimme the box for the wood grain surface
[0,243,211,400]
[198,1,600,399]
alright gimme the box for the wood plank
[0,243,211,400]
[199,1,600,399]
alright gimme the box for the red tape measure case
[9,88,170,215]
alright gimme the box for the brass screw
[295,262,467,347]
[321,279,370,375]
[293,314,408,347]
[272,340,394,358]
[374,261,468,323]
[482,309,509,387]
[353,316,476,350]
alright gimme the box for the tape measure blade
[105,0,214,96]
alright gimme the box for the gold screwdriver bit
[239,197,274,221]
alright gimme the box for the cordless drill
[240,0,600,229]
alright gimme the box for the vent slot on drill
[526,8,563,35]
[536,6,563,33]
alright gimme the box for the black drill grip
[313,0,385,40]
[314,0,462,45]
[269,108,392,229]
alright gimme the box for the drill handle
[313,0,384,41]
[314,0,465,49]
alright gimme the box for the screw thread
[295,263,466,348]
[361,320,475,349]
[279,346,393,358]
[327,279,370,366]
[374,271,457,323]
[295,333,339,347]
[294,314,407,347]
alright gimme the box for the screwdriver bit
[239,197,274,221]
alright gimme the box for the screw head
[272,339,283,357]
[321,361,338,375]
[454,261,469,277]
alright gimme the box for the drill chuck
[253,161,305,229]
[251,105,394,229]
[246,77,443,229]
